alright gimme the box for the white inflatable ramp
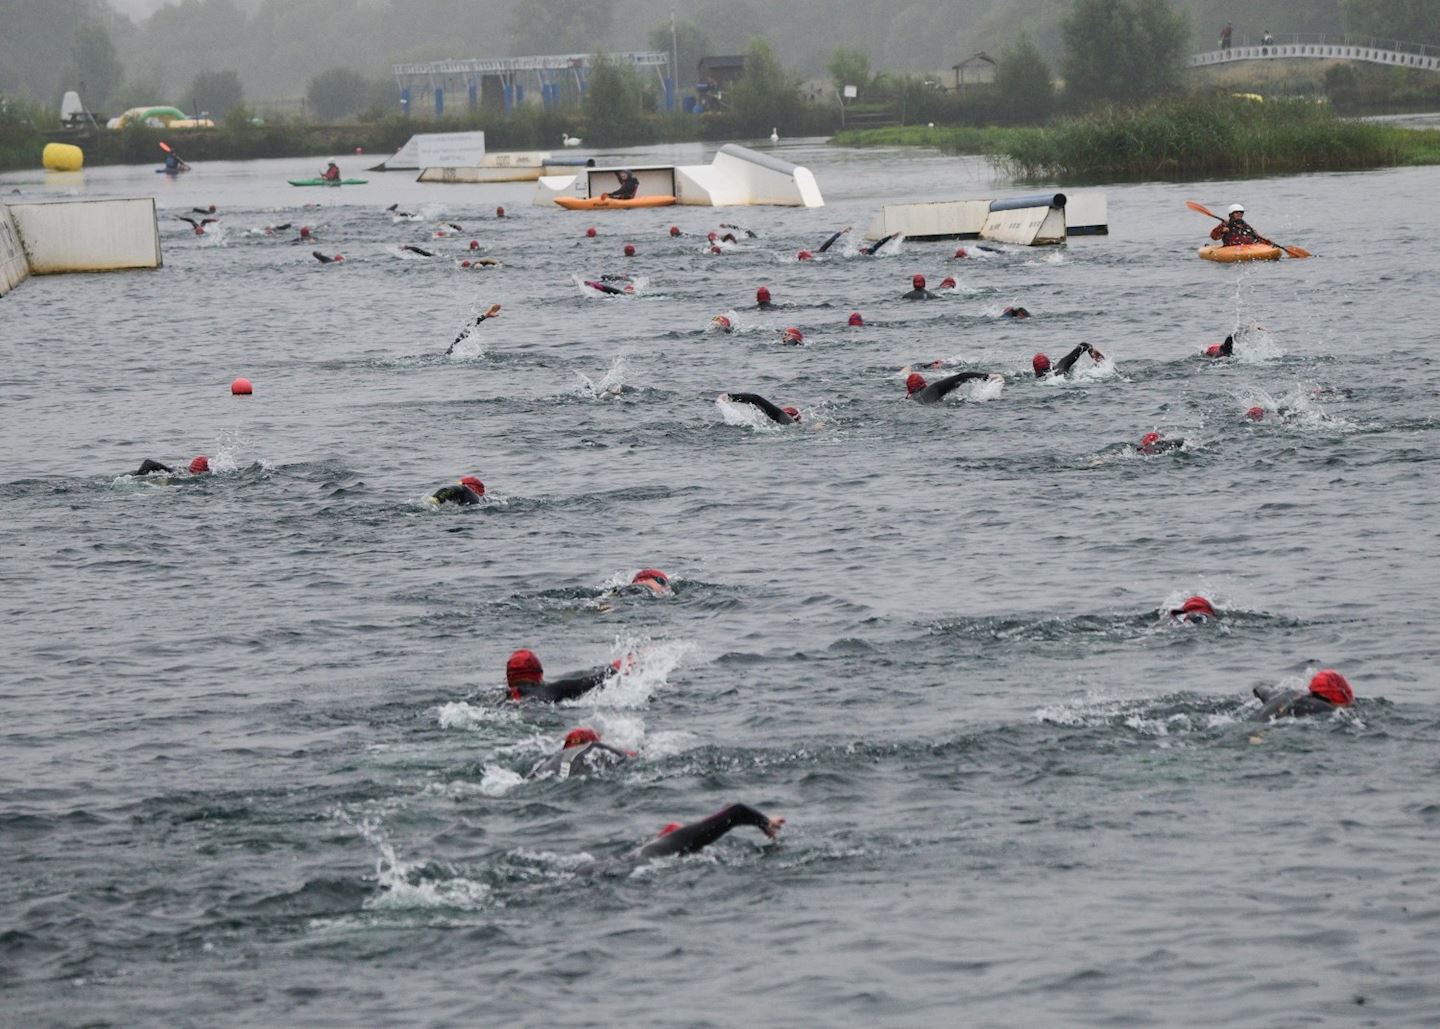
[1,197,161,296]
[865,191,1107,243]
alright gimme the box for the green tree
[993,31,1054,124]
[306,67,371,121]
[65,20,125,110]
[510,0,613,54]
[1342,0,1440,46]
[188,70,244,119]
[648,19,712,90]
[584,56,649,146]
[1062,0,1189,107]
[728,37,800,136]
[826,45,871,97]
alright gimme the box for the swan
[769,127,779,142]
[562,133,582,147]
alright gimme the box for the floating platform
[864,192,1108,245]
[533,144,824,208]
[0,197,162,297]
[418,153,595,183]
[372,131,488,171]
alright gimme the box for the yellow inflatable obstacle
[42,143,84,171]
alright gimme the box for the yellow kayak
[1198,243,1283,263]
[554,194,677,210]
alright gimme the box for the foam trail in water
[715,395,779,430]
[573,636,695,711]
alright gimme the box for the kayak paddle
[1186,201,1310,258]
[159,140,191,170]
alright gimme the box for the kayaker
[606,169,639,200]
[321,160,341,183]
[720,392,801,425]
[1210,204,1260,246]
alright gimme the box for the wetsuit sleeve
[447,314,490,351]
[637,804,773,858]
[1219,335,1234,357]
[818,229,845,253]
[917,371,988,404]
[727,393,794,425]
[864,233,896,255]
[1053,343,1091,377]
[1254,689,1306,721]
[135,459,174,475]
[535,665,613,702]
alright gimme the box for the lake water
[3,141,1438,1026]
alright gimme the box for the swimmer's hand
[1090,348,1105,362]
[717,392,732,402]
[987,373,1005,383]
[762,817,785,839]
[485,304,501,318]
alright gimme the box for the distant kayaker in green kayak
[321,160,341,183]
[1210,204,1260,246]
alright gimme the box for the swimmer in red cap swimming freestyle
[445,303,502,354]
[1170,595,1219,624]
[634,803,785,860]
[624,569,673,596]
[503,648,619,703]
[905,370,1002,405]
[755,286,775,309]
[1253,669,1354,720]
[1204,335,1235,358]
[132,456,211,478]
[817,226,851,253]
[719,393,801,425]
[527,727,634,780]
[1032,343,1104,379]
[901,274,938,300]
[429,475,486,505]
[1135,431,1185,455]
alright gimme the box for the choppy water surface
[2,143,1438,1026]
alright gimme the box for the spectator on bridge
[1220,22,1233,51]
[1262,30,1275,48]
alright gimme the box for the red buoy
[231,377,253,395]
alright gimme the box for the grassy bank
[833,96,1440,180]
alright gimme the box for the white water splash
[478,765,524,797]
[715,394,781,430]
[570,636,695,711]
[438,701,518,731]
[576,355,627,398]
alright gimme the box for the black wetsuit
[818,228,849,253]
[1138,438,1185,455]
[511,666,613,703]
[312,251,337,263]
[1211,335,1235,357]
[430,483,484,505]
[911,371,991,405]
[1050,342,1097,377]
[587,280,628,295]
[401,244,434,257]
[861,233,897,256]
[527,741,630,779]
[446,312,495,353]
[720,223,757,238]
[727,393,796,425]
[608,173,639,200]
[902,286,938,300]
[635,804,776,859]
[1253,685,1340,721]
[134,459,174,475]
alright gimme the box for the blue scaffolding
[392,52,673,117]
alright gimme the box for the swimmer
[796,249,814,261]
[906,370,1002,405]
[710,315,734,334]
[526,727,633,780]
[847,312,864,327]
[779,327,804,345]
[290,226,315,244]
[311,251,343,263]
[721,392,800,425]
[400,244,434,257]
[938,276,957,290]
[625,569,674,596]
[755,286,774,309]
[177,215,217,235]
[459,257,501,268]
[902,274,937,300]
[1170,595,1218,624]
[429,475,485,505]
[1204,335,1235,358]
[1253,669,1354,721]
[818,226,851,253]
[445,303,502,354]
[132,456,210,477]
[1001,306,1031,319]
[265,222,292,235]
[861,233,898,255]
[584,279,633,295]
[1033,342,1104,379]
[1136,431,1184,455]
[634,803,784,860]
[720,222,757,238]
[504,648,616,703]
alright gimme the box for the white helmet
[1227,203,1245,215]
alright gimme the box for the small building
[695,54,748,113]
[951,51,997,89]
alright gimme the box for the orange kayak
[1198,243,1283,263]
[554,195,677,210]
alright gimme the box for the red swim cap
[1139,432,1162,448]
[782,406,801,422]
[657,822,683,837]
[506,649,543,689]
[469,239,479,250]
[756,286,770,302]
[906,372,926,395]
[797,249,813,261]
[496,206,505,217]
[1245,406,1265,422]
[781,327,803,343]
[585,227,597,238]
[710,245,722,254]
[332,254,344,262]
[623,243,636,256]
[563,727,600,748]
[1205,343,1222,357]
[460,260,471,268]
[459,475,485,496]
[188,455,210,474]
[1309,669,1353,705]
[1175,595,1216,619]
[707,231,718,242]
[299,226,310,237]
[912,274,926,289]
[632,568,669,588]
[940,276,956,289]
[669,225,680,236]
[712,315,731,330]
[848,312,863,326]
[1032,354,1051,375]
[953,247,968,259]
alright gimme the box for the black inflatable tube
[989,193,1067,212]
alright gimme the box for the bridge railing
[1191,34,1440,72]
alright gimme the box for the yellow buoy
[42,142,84,171]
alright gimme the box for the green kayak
[288,178,368,186]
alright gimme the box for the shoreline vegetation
[831,96,1440,181]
